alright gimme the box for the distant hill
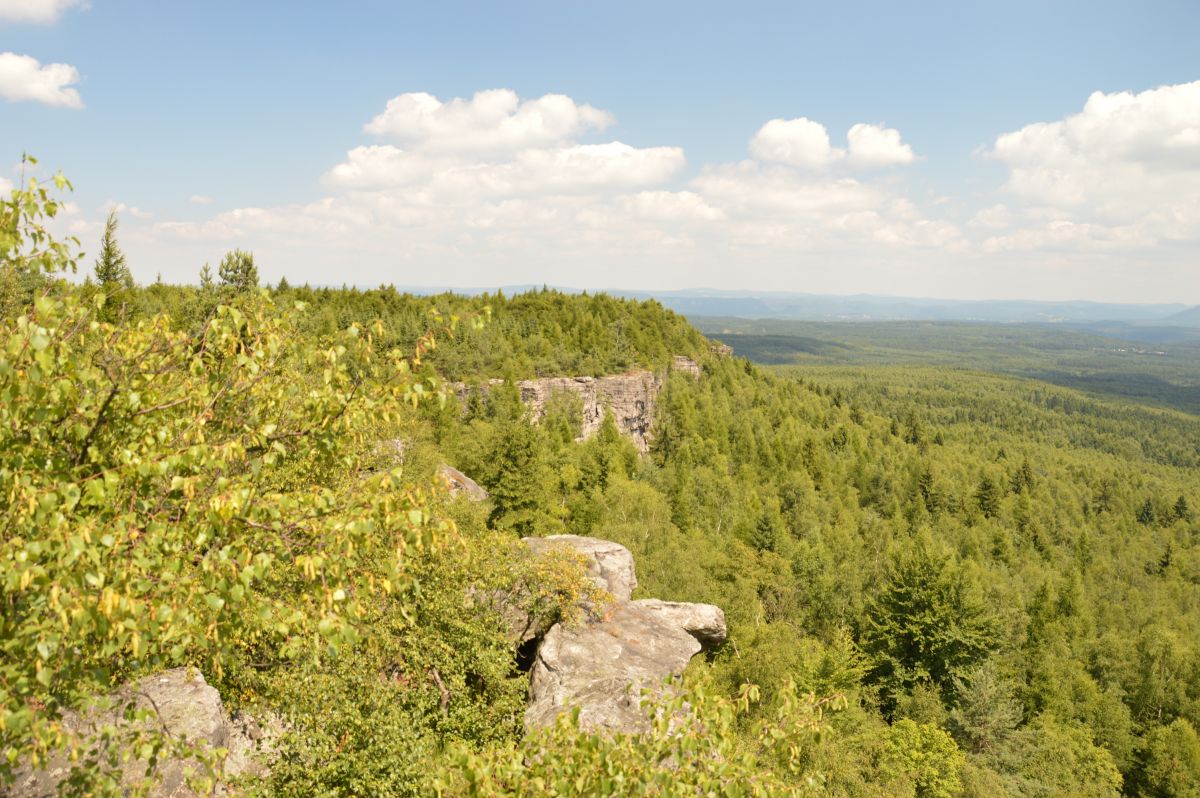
[385,285,1190,325]
[1163,305,1200,327]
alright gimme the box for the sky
[2,0,1199,303]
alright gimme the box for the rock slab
[524,534,638,602]
[519,536,727,733]
[525,601,703,732]
[11,668,268,797]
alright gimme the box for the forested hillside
[4,176,1200,796]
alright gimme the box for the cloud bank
[111,83,1199,301]
[0,0,85,24]
[0,51,82,107]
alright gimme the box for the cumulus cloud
[846,123,915,167]
[750,117,915,169]
[987,80,1200,249]
[189,194,213,205]
[0,52,82,107]
[136,90,960,293]
[0,0,85,23]
[750,117,839,168]
[364,89,612,154]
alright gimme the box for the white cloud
[102,201,152,220]
[133,90,962,293]
[968,203,1012,230]
[750,118,916,169]
[189,194,213,205]
[622,191,725,222]
[364,89,612,154]
[0,0,85,24]
[750,117,839,168]
[0,176,12,194]
[988,80,1200,246]
[0,51,82,107]
[846,123,915,167]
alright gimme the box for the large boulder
[630,599,727,648]
[10,669,270,797]
[437,463,489,501]
[523,535,638,602]
[525,601,703,732]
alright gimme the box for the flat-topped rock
[523,535,637,602]
[630,599,727,648]
[525,601,702,732]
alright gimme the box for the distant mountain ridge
[385,285,1190,325]
[1163,305,1200,327]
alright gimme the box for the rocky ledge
[10,669,273,797]
[517,535,726,732]
[452,356,701,454]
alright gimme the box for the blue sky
[2,0,1199,302]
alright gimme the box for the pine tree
[93,211,131,289]
[976,476,1001,518]
[199,263,214,289]
[218,249,258,292]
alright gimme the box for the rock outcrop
[437,463,489,501]
[524,601,704,731]
[524,534,638,602]
[452,356,703,454]
[519,535,726,733]
[516,372,662,453]
[11,669,271,797]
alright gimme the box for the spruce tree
[93,211,131,289]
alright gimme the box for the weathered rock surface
[525,601,703,731]
[451,355,703,454]
[437,463,489,501]
[518,535,727,733]
[629,599,727,648]
[523,534,638,602]
[11,669,270,797]
[517,372,662,453]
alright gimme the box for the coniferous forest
[4,175,1200,797]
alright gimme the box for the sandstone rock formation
[451,355,703,454]
[519,535,726,733]
[516,372,662,453]
[524,601,704,731]
[629,598,728,648]
[437,463,489,501]
[11,668,271,797]
[524,534,638,602]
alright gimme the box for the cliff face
[517,371,662,453]
[454,357,700,454]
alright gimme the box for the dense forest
[4,175,1200,796]
[691,317,1200,416]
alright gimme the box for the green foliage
[217,248,258,292]
[862,540,1000,709]
[881,719,966,798]
[0,175,459,794]
[432,679,846,797]
[93,211,131,289]
[1135,718,1200,798]
[7,162,1200,794]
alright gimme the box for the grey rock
[437,463,489,501]
[629,599,727,648]
[10,668,271,797]
[516,372,662,454]
[523,535,637,602]
[670,356,702,377]
[525,601,702,732]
